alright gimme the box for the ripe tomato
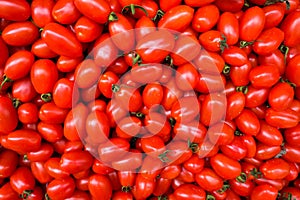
[52,0,81,25]
[235,109,260,136]
[31,39,58,59]
[222,46,248,67]
[89,174,113,200]
[249,65,280,88]
[176,63,199,91]
[259,158,290,180]
[30,161,53,184]
[173,184,206,200]
[214,0,244,12]
[31,0,55,28]
[268,82,294,111]
[286,54,300,87]
[132,174,155,199]
[0,149,18,178]
[85,111,110,144]
[239,6,265,42]
[263,3,285,29]
[60,150,94,174]
[41,23,83,58]
[250,184,278,200]
[256,120,283,146]
[265,108,299,128]
[130,63,163,84]
[0,1,30,20]
[0,96,18,134]
[192,4,220,33]
[26,143,53,162]
[199,30,223,52]
[195,168,223,192]
[74,0,111,24]
[136,29,175,63]
[217,12,239,45]
[171,96,200,123]
[10,167,36,195]
[112,85,142,112]
[210,153,241,179]
[280,11,300,47]
[284,124,300,147]
[47,177,76,200]
[220,136,247,160]
[39,102,69,124]
[2,21,39,46]
[158,5,194,32]
[37,122,63,143]
[0,182,20,200]
[74,16,103,43]
[258,49,285,75]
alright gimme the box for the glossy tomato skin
[31,39,58,59]
[239,6,265,41]
[88,174,113,200]
[195,168,223,192]
[217,12,239,45]
[214,0,244,12]
[250,184,278,200]
[222,46,248,66]
[268,82,294,111]
[30,59,58,94]
[74,16,103,43]
[0,0,30,21]
[10,166,36,195]
[52,0,81,25]
[30,161,53,184]
[256,120,283,146]
[47,177,76,200]
[31,0,55,28]
[0,96,18,134]
[235,109,260,136]
[74,0,111,24]
[173,184,206,200]
[0,150,18,178]
[263,3,285,29]
[265,108,299,128]
[2,21,39,46]
[284,124,300,147]
[210,153,241,180]
[85,111,110,144]
[0,182,20,200]
[53,78,78,109]
[192,4,220,33]
[252,27,284,55]
[249,65,280,88]
[158,5,194,32]
[41,23,83,58]
[259,158,290,180]
[286,55,300,87]
[280,11,300,47]
[59,150,93,174]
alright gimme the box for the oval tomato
[210,153,241,179]
[0,0,30,21]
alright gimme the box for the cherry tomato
[31,0,55,28]
[41,22,83,58]
[0,182,20,200]
[37,122,63,143]
[27,143,53,162]
[74,16,103,43]
[286,54,300,87]
[0,149,18,178]
[214,0,244,12]
[250,184,278,200]
[192,4,220,33]
[173,184,206,200]
[210,153,241,179]
[52,0,81,25]
[263,3,285,29]
[265,108,300,128]
[217,12,239,45]
[30,161,53,184]
[239,6,265,42]
[132,174,155,200]
[284,124,300,147]
[0,0,30,21]
[0,96,18,134]
[31,39,58,59]
[47,177,76,200]
[10,167,36,195]
[60,150,94,174]
[88,174,113,200]
[39,102,69,124]
[195,168,223,192]
[249,65,280,88]
[259,158,290,180]
[2,21,39,46]
[158,5,194,32]
[222,46,248,67]
[235,109,260,136]
[280,11,300,47]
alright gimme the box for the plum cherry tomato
[0,0,31,21]
[52,0,81,25]
[192,4,220,33]
[286,54,300,87]
[280,11,300,47]
[268,82,294,111]
[88,174,113,200]
[0,96,18,134]
[31,0,55,28]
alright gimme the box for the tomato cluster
[1,0,300,199]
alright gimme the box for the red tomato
[47,177,76,200]
[252,27,284,55]
[39,102,69,124]
[249,65,280,88]
[30,59,58,94]
[88,174,113,200]
[263,3,285,29]
[222,46,248,66]
[134,16,156,42]
[286,54,300,87]
[210,153,241,179]
[268,82,294,111]
[0,0,30,21]
[27,143,53,162]
[10,167,35,195]
[31,0,55,28]
[173,184,206,200]
[85,111,110,144]
[74,0,111,24]
[31,39,58,59]
[284,124,300,147]
[0,182,20,200]
[235,109,260,136]
[207,122,235,146]
[259,158,290,180]
[0,96,18,134]
[171,96,200,123]
[41,23,83,58]
[158,5,194,32]
[30,161,53,184]
[132,174,155,199]
[250,184,278,200]
[220,136,248,160]
[226,91,246,120]
[176,63,199,91]
[112,85,142,112]
[159,0,181,11]
[195,168,223,192]
[37,122,63,143]
[184,0,215,7]
[60,151,94,174]
[74,16,103,43]
[217,12,239,45]
[239,6,265,41]
[229,62,252,87]
[280,11,300,47]
[2,129,41,154]
[199,30,224,52]
[265,108,300,128]
[255,143,281,160]
[2,21,39,46]
[136,29,175,63]
[229,178,255,197]
[192,4,220,33]
[256,120,283,146]
[52,0,81,24]
[0,150,18,178]
[214,0,244,12]
[258,49,285,75]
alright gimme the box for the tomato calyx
[280,77,296,88]
[236,172,248,183]
[121,185,132,192]
[41,93,52,102]
[240,40,255,48]
[0,75,13,90]
[45,193,50,200]
[131,111,145,118]
[222,64,231,75]
[265,0,290,10]
[275,143,287,158]
[158,150,171,163]
[249,167,263,179]
[277,192,294,200]
[206,194,216,200]
[236,86,249,94]
[162,55,174,67]
[217,181,231,194]
[280,44,289,64]
[122,4,148,16]
[188,139,199,153]
[220,34,229,53]
[157,195,168,200]
[169,117,176,128]
[153,10,165,22]
[108,12,119,22]
[12,98,21,108]
[19,189,33,200]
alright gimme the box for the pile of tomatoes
[1,0,300,199]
